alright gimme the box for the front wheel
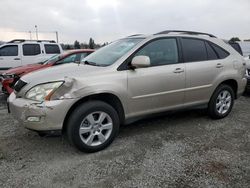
[208,85,235,119]
[66,101,120,153]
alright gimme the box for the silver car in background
[8,30,247,152]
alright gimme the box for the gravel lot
[0,85,249,188]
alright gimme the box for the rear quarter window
[44,44,60,54]
[210,43,229,59]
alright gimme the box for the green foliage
[88,38,95,49]
[229,37,241,42]
[74,40,81,49]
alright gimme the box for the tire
[66,101,120,153]
[37,132,47,137]
[208,84,235,119]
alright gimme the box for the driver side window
[134,38,179,66]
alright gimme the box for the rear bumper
[8,92,77,131]
[236,77,247,98]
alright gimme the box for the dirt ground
[0,86,249,188]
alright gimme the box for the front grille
[14,79,27,92]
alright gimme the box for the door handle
[14,58,21,60]
[173,68,184,73]
[216,63,223,68]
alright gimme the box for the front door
[0,44,21,70]
[127,38,185,117]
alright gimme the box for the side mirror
[131,56,150,69]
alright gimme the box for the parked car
[227,41,250,93]
[0,49,94,94]
[8,30,247,152]
[0,39,63,71]
[245,57,250,92]
[238,41,250,57]
[228,41,243,56]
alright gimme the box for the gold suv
[8,30,247,152]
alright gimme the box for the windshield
[43,54,61,65]
[82,38,144,66]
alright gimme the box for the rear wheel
[67,101,120,153]
[208,85,235,119]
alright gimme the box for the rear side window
[23,44,41,56]
[205,42,218,60]
[0,45,18,56]
[182,38,207,62]
[44,44,60,54]
[211,44,229,59]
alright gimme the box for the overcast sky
[0,0,249,44]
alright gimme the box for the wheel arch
[62,93,125,134]
[216,79,238,99]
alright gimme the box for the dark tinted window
[229,42,243,55]
[205,42,218,60]
[134,38,179,66]
[210,44,229,59]
[0,45,18,56]
[44,44,60,54]
[182,38,207,62]
[23,44,41,56]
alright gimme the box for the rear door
[0,44,21,70]
[181,37,229,104]
[127,38,186,116]
[21,43,42,65]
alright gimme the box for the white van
[0,39,63,71]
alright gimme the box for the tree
[88,38,95,49]
[80,42,89,49]
[65,44,71,50]
[229,37,241,42]
[74,40,81,49]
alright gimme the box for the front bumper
[8,92,77,131]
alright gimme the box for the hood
[21,63,107,85]
[3,63,43,75]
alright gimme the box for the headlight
[2,74,16,79]
[25,81,64,101]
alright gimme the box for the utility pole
[35,25,38,40]
[29,31,32,40]
[55,31,59,43]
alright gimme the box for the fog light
[27,116,41,122]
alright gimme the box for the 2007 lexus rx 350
[8,30,247,152]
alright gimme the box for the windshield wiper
[83,60,103,67]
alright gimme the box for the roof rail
[8,39,56,43]
[127,34,144,37]
[155,30,217,38]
